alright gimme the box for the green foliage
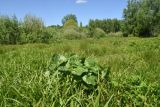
[44,27,62,43]
[62,19,86,39]
[80,22,83,28]
[88,19,121,35]
[63,19,78,30]
[63,29,86,39]
[107,32,123,37]
[94,28,106,38]
[39,30,52,43]
[0,15,20,44]
[48,54,110,86]
[123,0,160,37]
[62,14,78,25]
[112,76,160,106]
[88,27,106,38]
[0,37,160,106]
[22,14,44,34]
[0,14,49,44]
[20,14,46,43]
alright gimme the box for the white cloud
[76,0,88,4]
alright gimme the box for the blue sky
[0,0,127,26]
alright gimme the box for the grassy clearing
[0,37,160,106]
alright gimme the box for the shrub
[62,19,86,39]
[0,15,20,44]
[122,32,129,37]
[94,28,106,38]
[107,32,123,37]
[39,31,52,43]
[63,29,84,40]
[19,14,45,43]
[63,19,78,30]
[44,27,63,43]
[0,14,46,44]
[22,14,44,34]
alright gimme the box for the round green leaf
[71,67,88,76]
[82,73,97,86]
[52,54,67,66]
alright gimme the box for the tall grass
[0,37,160,106]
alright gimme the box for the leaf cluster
[48,54,110,87]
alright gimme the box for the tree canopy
[62,14,78,25]
[123,0,160,37]
[88,19,121,34]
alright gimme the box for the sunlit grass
[0,37,160,106]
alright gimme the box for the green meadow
[0,37,160,106]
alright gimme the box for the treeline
[88,19,122,37]
[88,19,121,33]
[122,0,160,37]
[0,0,160,44]
[0,14,54,44]
[0,14,121,44]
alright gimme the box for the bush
[0,15,20,44]
[108,32,123,37]
[63,29,86,40]
[39,31,52,43]
[0,14,46,44]
[17,14,46,43]
[94,28,106,38]
[62,19,86,39]
[22,14,44,34]
[122,32,129,37]
[63,19,78,30]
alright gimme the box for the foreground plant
[48,54,110,87]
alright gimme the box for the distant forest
[0,0,160,44]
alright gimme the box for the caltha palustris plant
[46,54,110,90]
